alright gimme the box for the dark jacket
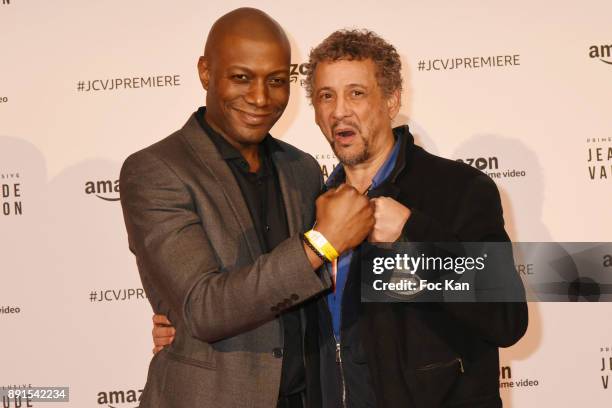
[319,126,528,408]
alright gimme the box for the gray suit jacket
[120,113,330,407]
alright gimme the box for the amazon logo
[97,389,142,407]
[85,180,120,202]
[589,44,612,65]
[289,62,309,84]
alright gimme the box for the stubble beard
[331,136,370,167]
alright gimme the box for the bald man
[120,8,373,408]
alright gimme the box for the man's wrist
[302,233,328,263]
[302,241,325,270]
[303,229,339,262]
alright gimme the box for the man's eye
[352,90,364,97]
[319,92,332,100]
[269,77,286,86]
[232,74,249,81]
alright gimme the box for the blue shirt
[325,134,402,340]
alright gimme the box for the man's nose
[245,79,269,108]
[331,95,351,120]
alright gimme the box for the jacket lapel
[271,148,302,236]
[369,125,412,201]
[179,114,262,260]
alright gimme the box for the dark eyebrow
[226,65,289,76]
[267,69,289,76]
[316,83,367,92]
[315,86,334,93]
[226,65,254,73]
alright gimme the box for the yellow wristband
[304,229,339,262]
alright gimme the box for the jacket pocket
[165,349,216,370]
[407,357,464,408]
[416,357,464,373]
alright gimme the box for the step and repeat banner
[1,0,611,407]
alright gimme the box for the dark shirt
[195,107,305,397]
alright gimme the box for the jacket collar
[179,111,303,259]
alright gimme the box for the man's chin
[234,127,270,144]
[333,148,368,167]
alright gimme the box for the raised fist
[368,196,411,243]
[314,184,375,254]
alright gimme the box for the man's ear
[197,56,209,90]
[386,89,401,120]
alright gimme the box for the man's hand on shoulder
[152,314,175,354]
[368,197,411,243]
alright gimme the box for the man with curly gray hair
[308,29,527,408]
[305,29,403,168]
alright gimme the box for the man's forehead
[220,34,284,49]
[314,59,377,86]
[208,34,289,62]
[208,35,289,69]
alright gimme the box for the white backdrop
[1,0,611,407]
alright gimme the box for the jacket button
[272,347,283,358]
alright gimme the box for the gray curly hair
[305,29,403,101]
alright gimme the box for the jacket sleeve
[399,174,528,348]
[120,150,331,343]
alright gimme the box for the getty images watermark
[371,252,487,293]
[361,242,612,303]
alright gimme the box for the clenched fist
[368,197,411,242]
[314,184,375,254]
